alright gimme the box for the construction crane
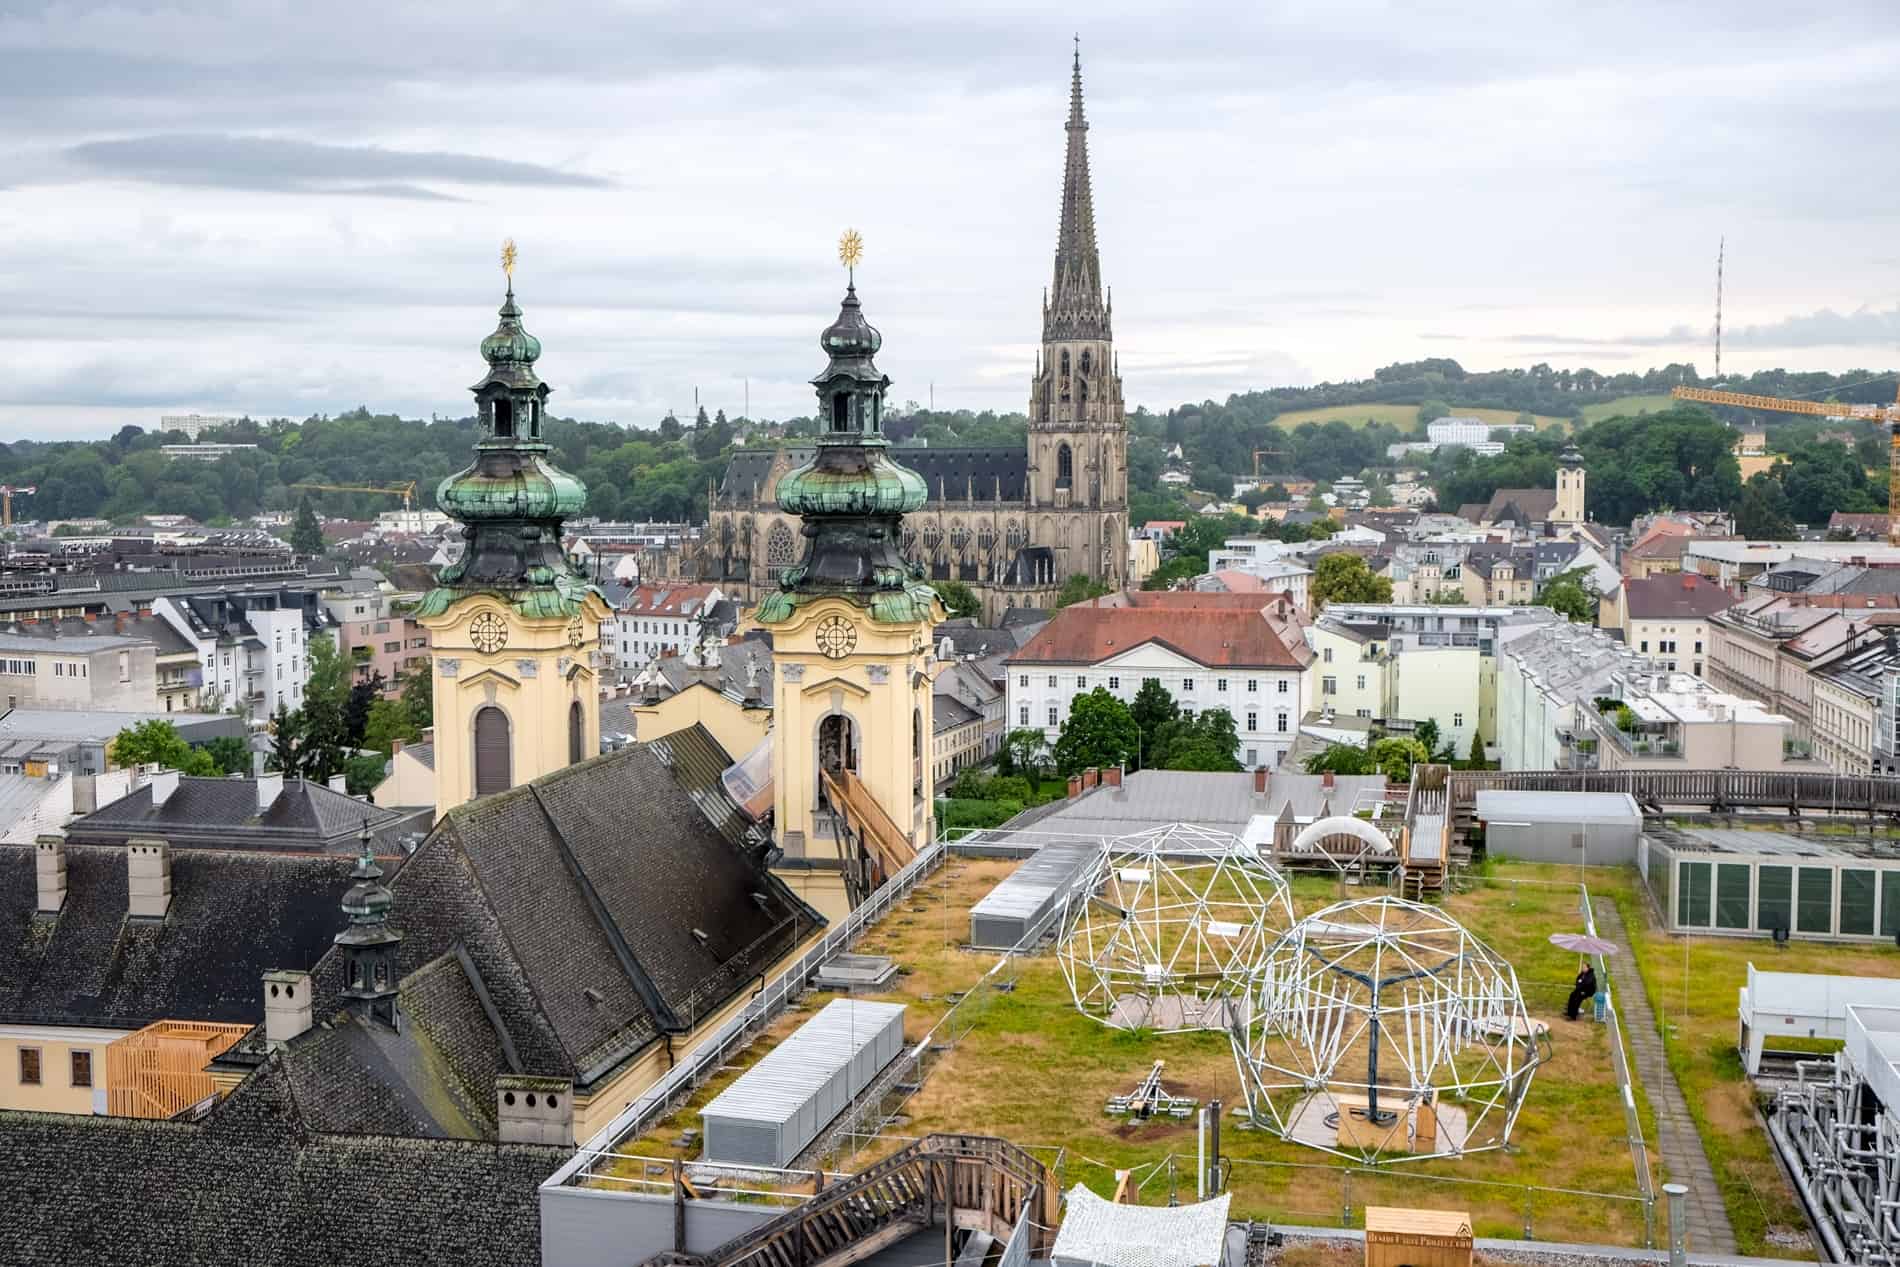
[290,481,419,513]
[1669,383,1900,543]
[0,484,36,529]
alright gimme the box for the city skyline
[4,1,1899,439]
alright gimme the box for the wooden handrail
[822,769,915,878]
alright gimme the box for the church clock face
[468,610,508,655]
[815,614,858,660]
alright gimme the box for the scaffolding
[104,1020,249,1119]
[1056,823,1295,1034]
[1230,896,1547,1164]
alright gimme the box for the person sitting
[1566,963,1598,1021]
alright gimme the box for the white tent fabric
[1051,1184,1232,1267]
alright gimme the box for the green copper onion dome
[417,266,602,622]
[754,279,939,626]
[479,287,543,370]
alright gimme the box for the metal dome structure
[1056,823,1295,1034]
[1230,896,1547,1164]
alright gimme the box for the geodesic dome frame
[1230,895,1547,1164]
[1056,823,1295,1034]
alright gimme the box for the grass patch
[1616,885,1899,1258]
[1270,404,1421,430]
[1581,394,1679,422]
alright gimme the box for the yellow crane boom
[290,481,419,513]
[1669,383,1900,545]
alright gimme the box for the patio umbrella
[1549,932,1618,956]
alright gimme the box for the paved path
[1594,898,1739,1257]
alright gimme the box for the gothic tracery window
[766,521,796,575]
[977,523,995,555]
[1056,444,1074,489]
[1006,520,1025,551]
[949,521,970,553]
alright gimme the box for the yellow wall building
[752,276,943,878]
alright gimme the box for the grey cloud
[62,134,611,197]
[1428,306,1900,352]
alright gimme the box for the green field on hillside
[1269,403,1569,433]
[1580,394,1679,422]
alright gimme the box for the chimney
[36,833,66,914]
[1254,766,1269,794]
[327,773,347,794]
[497,1076,576,1145]
[1068,774,1084,799]
[126,838,172,919]
[114,611,129,635]
[149,768,181,807]
[1105,765,1122,788]
[263,970,313,1048]
[256,771,284,814]
[1322,770,1336,790]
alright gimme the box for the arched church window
[977,523,996,555]
[569,700,585,765]
[902,526,917,555]
[1057,444,1074,489]
[816,714,857,809]
[1080,350,1091,376]
[831,392,850,432]
[766,521,796,574]
[1060,350,1070,377]
[922,523,942,553]
[493,399,514,438]
[1006,520,1025,551]
[912,708,922,760]
[474,706,512,797]
[949,521,970,553]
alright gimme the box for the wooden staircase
[646,1134,1056,1267]
[822,769,916,888]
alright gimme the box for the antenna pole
[1714,236,1725,382]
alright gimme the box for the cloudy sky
[3,1,1898,440]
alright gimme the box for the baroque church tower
[417,250,612,820]
[757,254,943,879]
[1028,48,1127,587]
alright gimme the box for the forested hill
[9,358,1894,526]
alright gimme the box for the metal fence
[1581,881,1659,1247]
[557,839,950,1183]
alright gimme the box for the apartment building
[1812,635,1900,775]
[156,587,335,723]
[1007,593,1312,769]
[611,583,727,674]
[322,588,429,695]
[0,627,159,713]
[1496,621,1658,771]
[1598,572,1736,677]
[1706,593,1900,743]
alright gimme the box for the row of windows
[1019,673,1288,695]
[16,1047,91,1088]
[51,660,87,678]
[0,658,35,675]
[1023,703,1290,733]
[1671,859,1900,938]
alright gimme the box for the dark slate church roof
[722,445,1027,504]
[221,724,823,1119]
[0,844,359,1027]
[0,1057,563,1267]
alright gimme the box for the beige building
[931,659,1005,789]
[1584,673,1814,772]
[1459,550,1535,607]
[1706,593,1900,743]
[0,632,159,712]
[1598,572,1736,677]
[1810,637,1900,775]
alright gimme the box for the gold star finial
[501,237,518,282]
[838,228,863,282]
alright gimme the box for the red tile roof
[1006,602,1309,668]
[619,583,719,617]
[1617,572,1738,622]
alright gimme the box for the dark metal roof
[721,445,1028,504]
[65,776,425,854]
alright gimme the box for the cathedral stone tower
[1555,443,1586,525]
[757,260,943,868]
[417,253,611,820]
[1028,48,1126,587]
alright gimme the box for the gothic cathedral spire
[1045,45,1109,343]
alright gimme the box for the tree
[363,697,423,756]
[344,752,388,798]
[109,719,217,776]
[344,672,384,747]
[1465,731,1487,769]
[1057,573,1113,608]
[1310,553,1393,608]
[398,658,434,733]
[1052,687,1139,776]
[290,497,324,556]
[202,734,252,776]
[1735,472,1797,540]
[1537,567,1598,623]
[1000,727,1051,782]
[932,580,983,620]
[1154,707,1242,771]
[1129,678,1178,769]
[1412,719,1454,763]
[1367,736,1429,781]
[1303,743,1374,775]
